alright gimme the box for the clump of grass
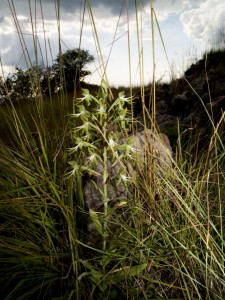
[0,68,83,298]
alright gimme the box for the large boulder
[83,129,172,246]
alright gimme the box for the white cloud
[0,16,14,35]
[0,0,221,85]
[180,0,225,43]
[153,0,189,20]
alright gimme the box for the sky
[0,0,225,87]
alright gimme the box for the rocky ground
[134,48,225,151]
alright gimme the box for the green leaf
[81,88,90,95]
[89,209,103,236]
[101,79,108,96]
[68,161,80,172]
[90,269,104,284]
[107,263,147,283]
[77,270,103,284]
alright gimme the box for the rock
[188,75,206,94]
[120,129,172,168]
[156,114,178,131]
[83,129,172,246]
[171,91,189,116]
[205,96,225,123]
[156,113,177,126]
[84,129,172,210]
[156,100,169,114]
[206,96,225,112]
[136,112,151,129]
[181,112,198,128]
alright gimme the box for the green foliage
[69,80,133,175]
[0,66,41,103]
[0,48,94,104]
[55,48,94,90]
[69,80,137,251]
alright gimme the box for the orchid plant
[69,80,137,250]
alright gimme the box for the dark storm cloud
[0,0,145,24]
[0,0,187,23]
[42,0,149,15]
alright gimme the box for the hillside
[134,48,225,149]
